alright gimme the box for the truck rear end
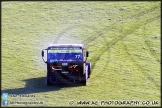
[42,44,90,86]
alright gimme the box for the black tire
[86,62,91,78]
[80,70,88,86]
[46,75,52,86]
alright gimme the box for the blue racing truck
[41,44,91,86]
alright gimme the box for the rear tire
[46,75,52,86]
[80,70,88,86]
[86,62,91,78]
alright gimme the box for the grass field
[1,1,161,107]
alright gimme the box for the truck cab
[41,44,91,86]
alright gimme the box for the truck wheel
[80,71,88,86]
[86,62,91,78]
[46,75,52,86]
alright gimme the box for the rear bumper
[48,75,82,83]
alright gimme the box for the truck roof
[48,44,84,49]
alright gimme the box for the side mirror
[86,51,89,57]
[42,50,44,57]
[41,49,47,63]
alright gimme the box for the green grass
[2,1,161,107]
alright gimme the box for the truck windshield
[47,49,83,62]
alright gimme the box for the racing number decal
[75,55,80,58]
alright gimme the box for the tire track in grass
[89,15,160,72]
[122,16,160,89]
[139,17,160,61]
[44,5,159,51]
[144,39,159,61]
[47,5,159,47]
[82,5,159,71]
[123,42,160,89]
[138,16,160,62]
[83,5,159,46]
[84,6,160,71]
